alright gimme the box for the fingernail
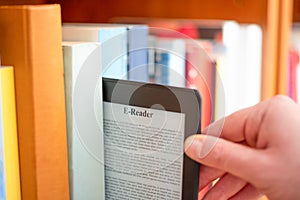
[184,135,195,152]
[184,135,203,158]
[202,118,225,137]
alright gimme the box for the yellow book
[0,66,21,200]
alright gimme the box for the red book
[288,49,299,102]
[185,40,215,129]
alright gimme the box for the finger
[185,134,267,184]
[199,165,225,190]
[203,96,297,148]
[229,184,263,200]
[203,100,268,145]
[203,173,247,200]
[198,185,209,200]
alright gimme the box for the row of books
[138,19,263,123]
[0,4,264,200]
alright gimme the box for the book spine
[288,49,299,101]
[128,26,149,82]
[154,38,186,87]
[185,40,213,128]
[0,67,21,200]
[63,43,105,200]
[155,51,170,85]
[0,5,70,199]
[99,28,128,79]
[148,36,156,83]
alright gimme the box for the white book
[63,41,104,200]
[221,21,262,116]
[62,24,127,79]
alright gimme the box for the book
[121,18,263,120]
[221,21,262,115]
[290,25,300,103]
[148,35,156,83]
[185,39,215,128]
[79,23,150,82]
[62,41,105,200]
[287,49,299,101]
[0,5,70,200]
[155,50,170,85]
[152,37,186,87]
[126,24,149,82]
[62,24,128,79]
[0,67,21,200]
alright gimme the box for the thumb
[185,134,266,185]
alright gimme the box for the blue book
[127,25,149,82]
[154,52,170,85]
[62,24,128,79]
[154,37,186,87]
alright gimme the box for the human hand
[185,95,300,200]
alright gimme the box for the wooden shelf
[0,0,295,99]
[0,0,47,4]
[49,0,268,25]
[48,0,293,99]
[293,0,300,22]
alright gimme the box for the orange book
[0,5,70,200]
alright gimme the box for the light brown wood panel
[277,0,293,94]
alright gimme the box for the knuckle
[270,95,294,105]
[263,95,293,116]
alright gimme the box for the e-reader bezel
[103,77,201,200]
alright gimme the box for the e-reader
[102,78,201,200]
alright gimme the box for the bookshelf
[42,0,293,100]
[0,0,296,196]
[0,0,294,99]
[0,1,296,200]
